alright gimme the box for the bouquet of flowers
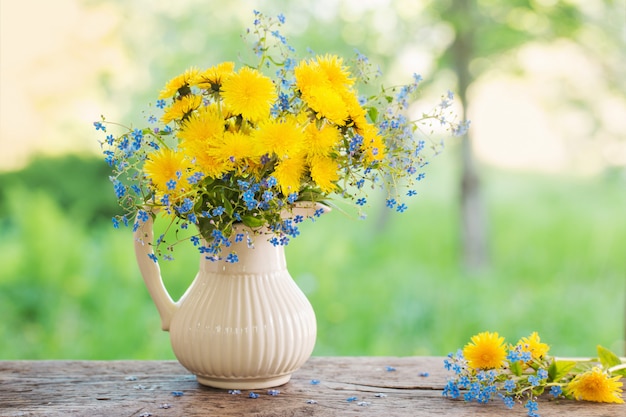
[95,10,468,262]
[444,331,625,417]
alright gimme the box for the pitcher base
[196,373,292,389]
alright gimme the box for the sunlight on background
[472,40,626,173]
[0,0,127,169]
[2,0,624,173]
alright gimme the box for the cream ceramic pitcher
[133,212,318,389]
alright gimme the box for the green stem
[608,363,626,374]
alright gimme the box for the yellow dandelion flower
[294,56,355,126]
[193,61,236,91]
[305,123,341,156]
[273,154,305,195]
[221,66,276,122]
[294,59,327,95]
[161,94,203,125]
[181,140,229,179]
[309,154,339,193]
[294,109,311,126]
[316,54,354,89]
[254,116,306,158]
[517,332,550,361]
[143,148,191,194]
[158,67,200,99]
[177,107,231,178]
[350,113,369,132]
[178,104,224,144]
[208,131,261,172]
[342,89,367,126]
[360,123,386,164]
[463,331,507,370]
[566,367,624,404]
[304,85,349,126]
[295,55,353,92]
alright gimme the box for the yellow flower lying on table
[462,331,507,370]
[444,331,625,417]
[566,366,624,403]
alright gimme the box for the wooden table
[0,357,623,416]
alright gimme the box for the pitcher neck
[199,233,287,274]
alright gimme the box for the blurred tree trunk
[451,0,489,271]
[434,0,609,271]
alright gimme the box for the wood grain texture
[0,357,623,416]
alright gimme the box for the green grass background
[0,149,624,359]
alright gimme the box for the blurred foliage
[438,0,584,56]
[0,153,624,359]
[0,155,118,226]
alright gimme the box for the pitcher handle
[133,213,177,331]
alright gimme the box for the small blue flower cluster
[443,351,550,417]
[268,218,300,247]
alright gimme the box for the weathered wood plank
[0,358,623,417]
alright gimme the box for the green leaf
[509,360,523,377]
[297,187,324,203]
[549,360,577,382]
[197,217,216,242]
[548,360,558,382]
[241,215,265,228]
[572,361,594,374]
[223,198,234,216]
[597,345,622,369]
[367,106,378,123]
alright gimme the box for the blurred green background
[1,0,625,360]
